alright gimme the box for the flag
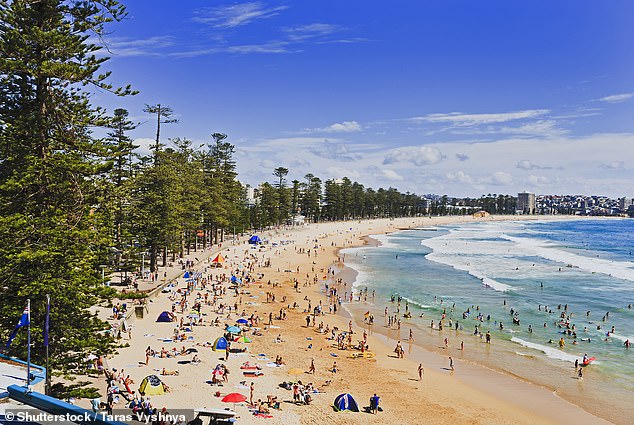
[44,295,50,347]
[6,304,30,348]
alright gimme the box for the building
[619,197,634,211]
[517,191,535,214]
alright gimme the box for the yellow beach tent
[138,375,168,396]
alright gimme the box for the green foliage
[50,381,101,400]
[0,0,128,373]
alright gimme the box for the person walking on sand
[249,382,254,405]
[145,346,151,366]
[418,363,424,381]
[308,358,315,374]
[449,356,454,371]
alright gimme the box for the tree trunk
[150,245,157,273]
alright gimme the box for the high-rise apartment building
[517,191,536,214]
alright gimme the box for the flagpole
[26,298,31,389]
[45,294,50,395]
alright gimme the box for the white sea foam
[482,277,513,292]
[511,337,581,363]
[602,332,633,343]
[400,296,433,310]
[370,233,399,249]
[501,234,634,283]
[422,228,517,292]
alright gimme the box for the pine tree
[0,0,132,373]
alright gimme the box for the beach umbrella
[226,326,242,334]
[236,318,249,325]
[211,254,225,264]
[221,392,247,410]
[288,368,304,375]
[233,336,251,343]
[221,393,246,403]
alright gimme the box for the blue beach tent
[248,235,262,244]
[212,336,228,351]
[156,311,174,322]
[184,271,191,278]
[333,393,359,412]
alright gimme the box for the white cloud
[598,93,634,103]
[226,43,292,54]
[411,109,549,126]
[258,159,276,169]
[383,146,443,166]
[283,23,341,41]
[258,137,340,149]
[193,3,288,28]
[527,175,551,186]
[233,132,634,198]
[290,158,311,168]
[132,138,156,156]
[516,159,552,170]
[310,141,362,161]
[97,36,175,57]
[498,120,567,137]
[446,171,474,185]
[490,171,513,185]
[308,121,362,133]
[381,169,404,181]
[326,166,360,179]
[599,161,625,170]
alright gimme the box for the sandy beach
[81,215,616,425]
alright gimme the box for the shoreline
[81,215,620,425]
[339,217,623,424]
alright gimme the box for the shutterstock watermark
[2,409,198,424]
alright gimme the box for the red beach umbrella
[221,393,247,403]
[221,392,247,410]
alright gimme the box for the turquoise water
[342,218,634,420]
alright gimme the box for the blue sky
[95,0,634,197]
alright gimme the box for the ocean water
[341,218,634,423]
